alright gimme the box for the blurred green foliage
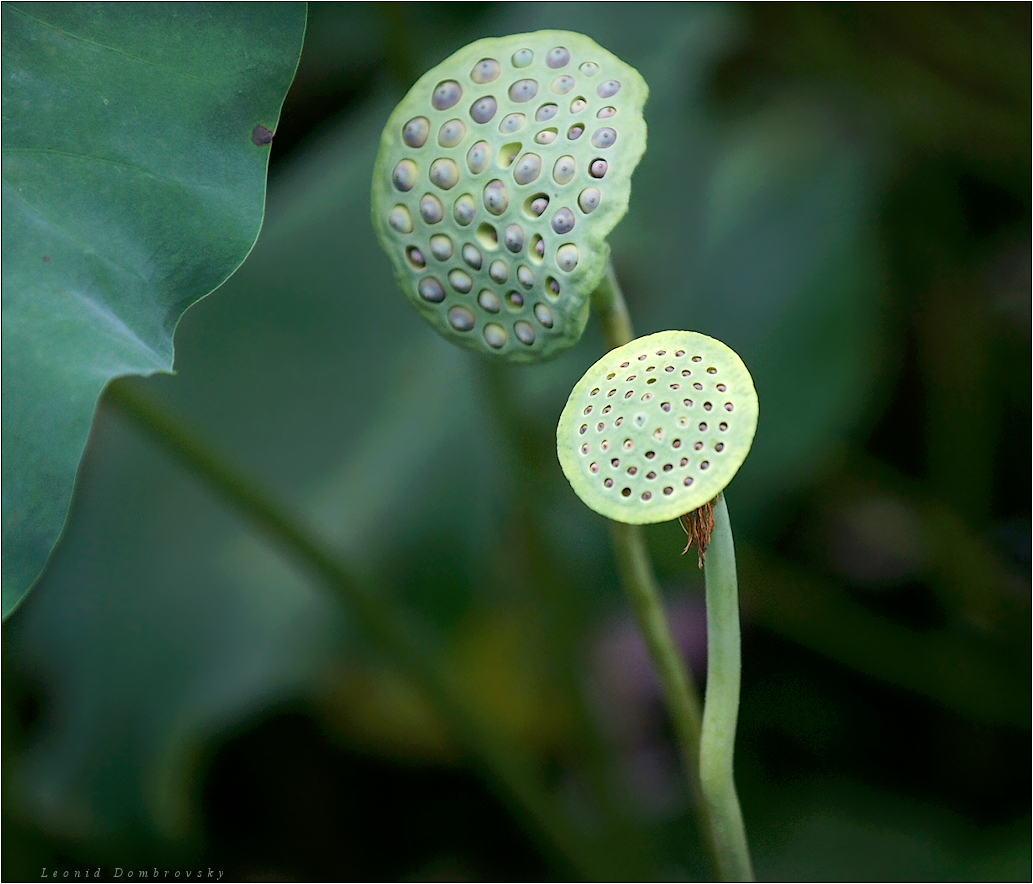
[4,3,1029,880]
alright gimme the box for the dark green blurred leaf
[1,2,306,615]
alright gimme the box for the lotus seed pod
[556,331,759,524]
[372,30,648,363]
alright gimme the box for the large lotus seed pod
[557,331,759,524]
[372,31,648,362]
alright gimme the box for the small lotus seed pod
[467,141,490,174]
[483,180,509,215]
[392,159,418,192]
[509,79,539,102]
[470,96,498,124]
[430,158,460,189]
[478,289,502,313]
[373,30,648,362]
[438,119,467,148]
[462,243,482,269]
[453,193,476,225]
[419,193,443,224]
[553,156,577,185]
[547,46,571,68]
[432,80,463,110]
[504,224,525,253]
[557,331,758,524]
[499,113,526,134]
[403,117,430,148]
[429,234,453,261]
[471,57,501,84]
[513,153,542,185]
[535,103,559,122]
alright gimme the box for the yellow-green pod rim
[557,331,759,524]
[372,31,648,362]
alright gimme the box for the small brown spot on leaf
[252,125,274,146]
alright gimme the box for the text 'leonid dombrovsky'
[41,870,224,880]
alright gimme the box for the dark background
[4,3,1030,881]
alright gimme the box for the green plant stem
[591,259,753,881]
[700,494,754,882]
[105,377,604,882]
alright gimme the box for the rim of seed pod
[372,30,648,362]
[557,331,759,524]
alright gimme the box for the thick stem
[105,378,604,882]
[700,494,754,881]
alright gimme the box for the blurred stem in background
[591,261,754,880]
[104,378,607,881]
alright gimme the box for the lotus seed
[552,156,577,185]
[604,479,613,488]
[704,402,713,411]
[499,113,526,134]
[568,124,585,140]
[578,188,601,213]
[552,208,576,234]
[470,58,501,84]
[420,193,443,223]
[478,289,501,312]
[432,80,462,110]
[692,355,702,362]
[430,158,459,189]
[511,48,533,67]
[447,305,475,331]
[715,442,725,451]
[535,103,559,122]
[579,61,599,76]
[489,260,508,283]
[591,127,617,148]
[551,75,576,95]
[556,243,579,271]
[547,46,571,68]
[483,322,508,348]
[598,106,617,118]
[570,98,587,114]
[506,290,525,309]
[393,160,418,191]
[453,194,476,225]
[589,158,608,178]
[534,303,554,328]
[535,128,558,144]
[514,320,536,345]
[725,403,734,411]
[388,205,413,233]
[483,180,509,215]
[531,235,545,259]
[418,276,445,303]
[717,383,727,391]
[517,265,534,288]
[597,79,621,98]
[719,422,728,431]
[526,194,549,217]
[405,246,426,268]
[546,277,560,297]
[509,79,539,102]
[448,269,473,293]
[470,96,498,124]
[467,141,490,174]
[504,224,525,253]
[513,153,542,185]
[462,243,482,269]
[429,234,453,260]
[438,119,467,148]
[403,117,430,148]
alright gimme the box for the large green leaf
[0,2,307,617]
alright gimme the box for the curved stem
[105,377,604,882]
[591,261,754,881]
[701,494,754,881]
